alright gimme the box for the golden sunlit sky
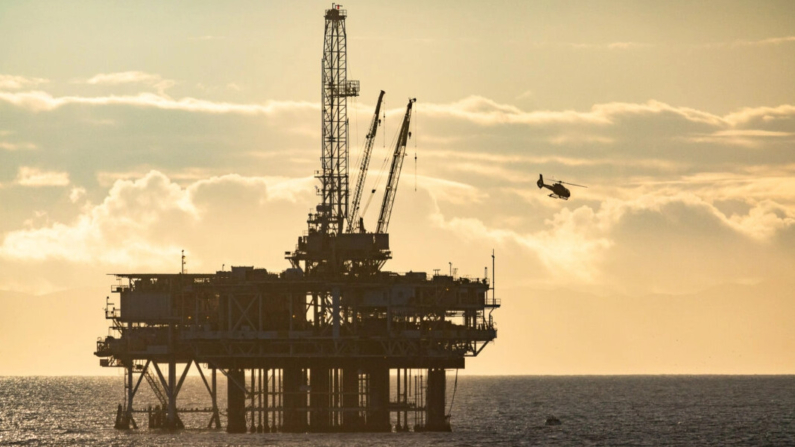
[1,1,794,375]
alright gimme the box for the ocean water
[1,376,794,446]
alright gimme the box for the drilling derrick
[316,5,358,238]
[292,5,389,277]
[95,4,499,435]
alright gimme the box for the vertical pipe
[250,370,256,432]
[342,366,359,430]
[415,371,420,428]
[396,368,401,430]
[277,368,282,430]
[333,368,339,427]
[167,359,177,428]
[126,363,134,428]
[313,294,319,333]
[272,368,278,431]
[211,367,219,429]
[332,288,340,339]
[403,368,408,430]
[257,368,267,433]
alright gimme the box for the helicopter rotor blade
[559,181,587,188]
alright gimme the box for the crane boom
[348,90,385,233]
[376,98,415,234]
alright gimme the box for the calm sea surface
[1,376,794,446]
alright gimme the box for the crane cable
[352,96,360,174]
[414,103,418,192]
[361,108,401,219]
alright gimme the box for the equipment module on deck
[95,4,499,434]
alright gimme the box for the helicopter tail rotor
[537,174,544,189]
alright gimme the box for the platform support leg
[310,365,330,431]
[367,364,391,432]
[342,366,360,431]
[426,368,450,431]
[282,366,307,432]
[227,368,247,433]
[115,363,137,429]
[166,359,177,428]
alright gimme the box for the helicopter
[537,174,586,200]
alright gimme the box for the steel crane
[348,90,385,233]
[376,98,416,234]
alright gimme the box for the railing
[329,80,359,97]
[104,297,120,319]
[96,337,107,353]
[325,7,347,18]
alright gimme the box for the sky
[1,0,794,375]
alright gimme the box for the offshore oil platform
[95,4,499,433]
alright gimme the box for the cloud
[523,41,653,51]
[515,90,534,100]
[69,187,86,203]
[3,86,792,150]
[431,206,612,282]
[406,97,795,138]
[0,141,37,151]
[0,171,189,265]
[85,71,177,95]
[568,42,652,50]
[430,183,795,287]
[0,171,312,268]
[723,105,795,126]
[422,149,681,172]
[726,200,795,240]
[685,129,794,147]
[0,74,48,90]
[416,175,487,205]
[418,96,726,127]
[190,35,227,41]
[15,167,70,187]
[85,71,163,85]
[732,36,795,47]
[1,167,794,297]
[712,130,793,137]
[187,173,314,203]
[0,90,319,114]
[606,42,651,50]
[547,134,615,145]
